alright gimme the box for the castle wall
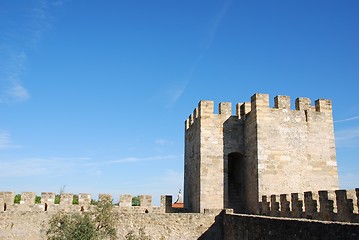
[223,213,359,240]
[185,101,246,213]
[0,192,222,239]
[223,105,246,212]
[0,211,222,240]
[184,107,201,212]
[197,101,232,212]
[248,94,338,211]
[184,93,339,214]
[259,188,359,223]
[0,190,358,239]
[2,209,358,240]
[243,100,260,213]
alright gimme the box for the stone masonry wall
[184,93,339,213]
[2,208,358,240]
[249,94,338,212]
[223,113,245,212]
[0,190,358,239]
[184,101,238,212]
[184,106,201,212]
[259,188,359,223]
[198,101,231,212]
[0,192,222,239]
[223,212,359,240]
[0,211,222,240]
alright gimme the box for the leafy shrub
[54,195,60,204]
[14,194,21,204]
[47,212,97,240]
[72,195,79,205]
[46,197,117,240]
[132,196,140,206]
[13,194,41,204]
[93,196,117,238]
[35,195,41,204]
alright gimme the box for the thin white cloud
[0,157,93,177]
[51,0,64,7]
[170,85,186,103]
[154,139,174,150]
[204,0,232,50]
[0,52,30,103]
[17,155,176,188]
[0,0,64,104]
[155,139,168,145]
[335,116,359,123]
[162,1,232,108]
[155,139,166,145]
[7,81,31,102]
[0,132,21,149]
[29,0,55,46]
[162,1,231,105]
[335,127,359,148]
[109,155,178,164]
[164,82,188,108]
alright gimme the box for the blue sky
[0,0,358,205]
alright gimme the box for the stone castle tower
[184,93,339,213]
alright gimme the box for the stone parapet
[185,94,334,132]
[259,188,359,223]
[0,192,187,214]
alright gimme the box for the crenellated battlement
[259,188,359,223]
[185,93,333,131]
[0,91,358,239]
[185,100,250,130]
[0,192,182,214]
[184,93,338,213]
[251,93,333,112]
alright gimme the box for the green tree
[14,194,41,204]
[54,195,60,204]
[72,195,79,205]
[46,197,117,240]
[132,196,140,206]
[54,185,66,204]
[35,195,41,204]
[47,212,97,240]
[93,196,117,238]
[14,194,21,204]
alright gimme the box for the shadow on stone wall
[223,213,359,240]
[198,211,224,240]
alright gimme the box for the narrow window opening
[44,203,48,211]
[3,203,6,211]
[145,209,149,213]
[305,110,308,122]
[80,206,84,211]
